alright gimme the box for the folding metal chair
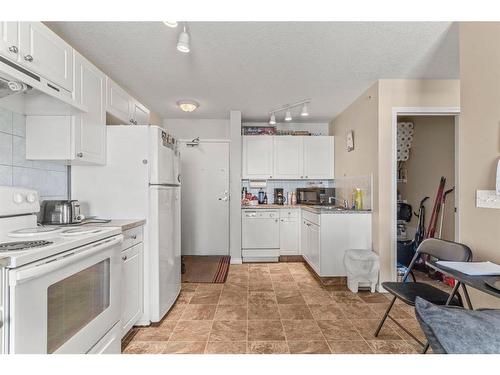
[374,238,473,353]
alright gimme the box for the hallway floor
[123,262,428,354]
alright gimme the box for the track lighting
[177,24,190,53]
[177,100,198,112]
[300,103,309,117]
[163,21,178,28]
[268,99,311,124]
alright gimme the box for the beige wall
[329,82,379,253]
[459,23,500,308]
[331,79,460,286]
[398,116,455,241]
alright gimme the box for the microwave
[296,188,335,205]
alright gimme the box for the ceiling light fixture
[300,103,309,117]
[284,109,292,122]
[177,100,198,112]
[163,21,178,28]
[269,113,276,125]
[177,23,190,53]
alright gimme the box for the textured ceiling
[46,22,459,122]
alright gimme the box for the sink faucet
[328,196,348,209]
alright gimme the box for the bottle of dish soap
[354,188,363,210]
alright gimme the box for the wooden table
[426,261,500,309]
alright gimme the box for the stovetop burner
[0,240,53,252]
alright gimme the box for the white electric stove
[0,186,123,354]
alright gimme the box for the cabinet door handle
[130,234,137,240]
[24,54,33,62]
[8,45,18,54]
[130,119,135,124]
[122,255,128,261]
[300,176,304,179]
[305,176,309,178]
[76,152,83,158]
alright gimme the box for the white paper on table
[436,261,500,276]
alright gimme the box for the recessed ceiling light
[177,100,198,112]
[284,109,292,122]
[300,103,309,117]
[269,114,276,125]
[177,24,190,53]
[163,21,178,28]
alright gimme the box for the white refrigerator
[71,125,181,324]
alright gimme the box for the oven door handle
[10,235,123,285]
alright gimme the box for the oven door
[8,235,122,354]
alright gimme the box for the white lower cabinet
[300,212,321,274]
[300,211,372,277]
[279,209,299,255]
[121,227,144,338]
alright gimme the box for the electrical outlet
[476,190,500,209]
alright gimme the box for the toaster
[41,200,85,225]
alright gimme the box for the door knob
[8,45,18,53]
[24,54,33,62]
[122,255,128,261]
[76,152,83,158]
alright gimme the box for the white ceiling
[46,22,459,122]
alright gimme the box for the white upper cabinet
[106,77,131,123]
[73,50,106,165]
[130,99,150,125]
[18,22,73,92]
[303,136,335,179]
[273,136,304,179]
[106,77,150,125]
[26,51,105,165]
[242,136,274,179]
[243,135,334,180]
[0,22,19,60]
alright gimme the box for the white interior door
[179,140,230,256]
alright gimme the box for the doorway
[390,107,460,281]
[178,139,230,256]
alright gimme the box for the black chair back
[403,238,472,282]
[417,238,473,262]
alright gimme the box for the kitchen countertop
[241,204,371,214]
[89,219,146,231]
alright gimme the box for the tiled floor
[123,262,431,354]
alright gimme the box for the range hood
[0,55,87,116]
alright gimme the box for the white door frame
[390,107,460,281]
[178,138,231,256]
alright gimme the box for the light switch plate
[476,190,500,209]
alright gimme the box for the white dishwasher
[242,210,280,262]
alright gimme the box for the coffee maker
[274,188,286,205]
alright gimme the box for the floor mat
[181,255,231,283]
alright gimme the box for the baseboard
[230,258,243,264]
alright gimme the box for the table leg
[461,284,474,310]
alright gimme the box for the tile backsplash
[0,107,69,200]
[333,174,372,210]
[242,179,334,204]
[242,175,372,210]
